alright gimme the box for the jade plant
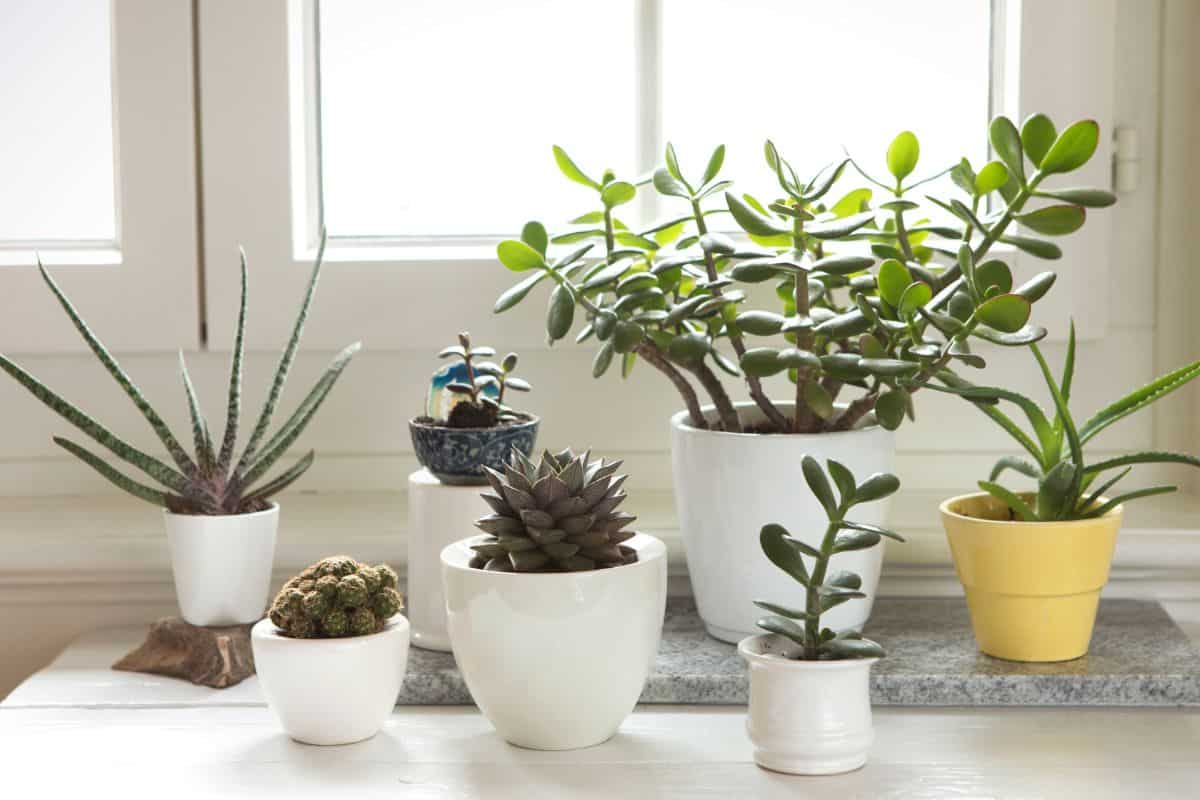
[268,556,403,638]
[426,331,531,428]
[927,324,1200,521]
[755,457,903,659]
[493,114,1115,435]
[472,447,636,572]
[0,236,358,514]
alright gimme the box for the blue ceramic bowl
[408,415,540,485]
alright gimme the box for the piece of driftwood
[113,617,256,689]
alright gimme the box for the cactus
[472,448,636,572]
[268,556,404,638]
[0,233,359,514]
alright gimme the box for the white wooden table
[3,627,1199,798]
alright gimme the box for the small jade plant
[472,448,636,572]
[928,324,1200,521]
[755,457,903,659]
[0,237,358,514]
[269,556,403,638]
[429,332,531,428]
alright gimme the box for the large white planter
[671,402,895,642]
[164,504,279,626]
[739,634,877,775]
[252,615,410,745]
[442,533,667,750]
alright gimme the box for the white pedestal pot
[164,504,279,626]
[442,534,668,750]
[739,634,877,775]
[252,616,410,745]
[672,402,895,643]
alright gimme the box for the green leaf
[831,187,873,218]
[827,570,863,591]
[989,455,1042,482]
[975,260,1013,296]
[592,340,615,377]
[735,310,786,336]
[53,436,171,507]
[876,259,911,307]
[819,637,885,659]
[886,131,920,181]
[811,255,874,275]
[701,144,725,185]
[806,211,875,240]
[1080,486,1177,519]
[803,158,850,201]
[974,160,1009,195]
[1080,359,1200,444]
[1018,114,1055,168]
[839,519,904,542]
[999,235,1062,260]
[653,167,690,198]
[1037,460,1079,520]
[552,145,599,189]
[975,294,1031,333]
[521,221,549,255]
[752,600,811,620]
[1084,450,1200,475]
[813,310,872,338]
[757,615,807,644]
[989,115,1025,184]
[860,359,920,378]
[1017,205,1086,236]
[178,351,214,473]
[739,347,787,377]
[1014,271,1057,303]
[832,529,882,552]
[826,459,857,507]
[242,450,316,505]
[1039,120,1100,175]
[759,523,810,585]
[494,271,547,313]
[804,381,835,419]
[802,455,839,517]
[978,481,1036,521]
[725,192,789,237]
[874,390,905,431]
[853,472,900,504]
[601,181,636,209]
[1036,188,1117,208]
[497,239,547,272]
[664,142,688,186]
[546,284,575,341]
[897,282,933,317]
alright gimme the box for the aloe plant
[494,114,1114,435]
[925,323,1200,520]
[0,236,359,514]
[755,457,903,659]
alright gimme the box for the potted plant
[492,114,1114,641]
[740,456,902,775]
[441,448,667,750]
[409,331,538,485]
[929,328,1200,661]
[0,239,358,626]
[252,556,408,745]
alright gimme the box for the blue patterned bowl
[408,415,540,485]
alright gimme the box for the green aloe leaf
[1079,358,1200,444]
[989,455,1042,482]
[552,145,599,189]
[978,480,1036,521]
[243,450,315,505]
[1079,486,1176,519]
[1039,120,1100,175]
[53,436,172,507]
[178,350,214,473]
[1037,460,1079,520]
[218,250,249,472]
[1083,451,1200,475]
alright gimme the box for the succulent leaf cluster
[494,114,1115,436]
[472,448,637,572]
[0,235,358,514]
[269,556,403,639]
[755,457,903,660]
[436,331,530,428]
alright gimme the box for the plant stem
[635,341,706,428]
[687,359,741,431]
[804,520,841,659]
[791,214,816,433]
[831,390,879,432]
[893,209,916,263]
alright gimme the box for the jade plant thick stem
[755,456,903,660]
[493,114,1115,435]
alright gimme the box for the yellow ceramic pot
[939,492,1122,663]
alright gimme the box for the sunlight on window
[0,0,116,244]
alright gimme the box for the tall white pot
[164,504,279,626]
[671,402,895,643]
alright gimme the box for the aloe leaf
[1080,466,1131,513]
[37,259,197,477]
[0,353,189,493]
[52,436,177,507]
[1079,359,1200,445]
[178,350,214,473]
[1084,451,1200,475]
[928,379,1053,453]
[242,450,315,505]
[1080,486,1176,519]
[218,250,248,472]
[989,455,1042,482]
[978,480,1037,521]
[1031,343,1084,507]
[1037,460,1079,520]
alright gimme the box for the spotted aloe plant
[0,235,359,515]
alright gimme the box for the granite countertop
[399,597,1200,707]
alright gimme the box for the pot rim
[408,413,540,434]
[252,613,408,645]
[441,532,666,578]
[939,490,1124,527]
[670,402,884,439]
[162,501,279,521]
[738,633,880,670]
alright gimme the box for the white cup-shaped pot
[251,615,410,745]
[739,634,877,775]
[672,402,895,642]
[442,533,668,750]
[164,504,279,626]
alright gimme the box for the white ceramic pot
[672,402,895,643]
[164,504,279,626]
[739,634,877,775]
[442,533,667,750]
[251,615,410,745]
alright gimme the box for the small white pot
[442,533,667,750]
[739,634,877,775]
[672,402,895,642]
[251,615,410,746]
[164,504,279,626]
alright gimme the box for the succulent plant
[926,323,1200,521]
[494,114,1114,435]
[0,235,358,515]
[755,456,903,660]
[269,556,404,638]
[472,448,636,572]
[435,331,531,428]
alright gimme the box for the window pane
[0,0,116,243]
[661,0,990,214]
[317,0,638,239]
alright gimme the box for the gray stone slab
[398,597,1200,707]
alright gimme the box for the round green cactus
[269,555,403,639]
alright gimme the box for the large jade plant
[493,114,1115,434]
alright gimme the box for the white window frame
[0,0,200,354]
[197,0,1116,352]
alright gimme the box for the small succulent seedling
[755,456,903,660]
[472,448,636,572]
[437,331,531,428]
[925,323,1200,521]
[269,556,403,638]
[0,235,358,514]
